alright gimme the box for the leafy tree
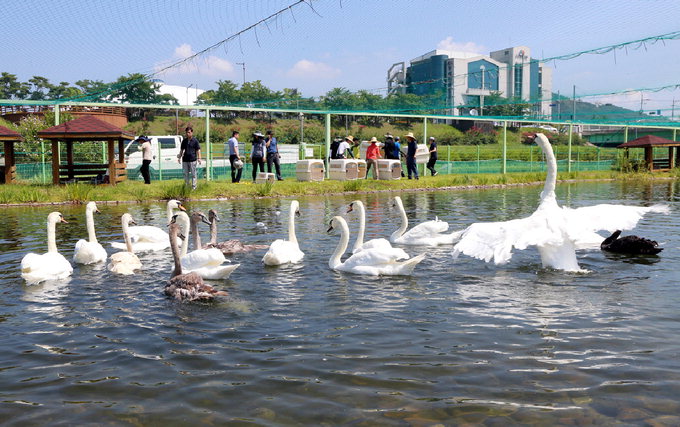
[28,76,53,100]
[0,72,29,99]
[197,79,241,105]
[482,92,531,117]
[75,79,110,101]
[321,87,355,111]
[240,80,280,104]
[48,81,82,99]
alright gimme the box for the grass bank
[1,170,677,206]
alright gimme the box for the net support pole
[567,124,573,173]
[158,135,163,181]
[422,117,428,177]
[502,121,507,174]
[205,108,211,181]
[55,104,61,181]
[325,113,331,179]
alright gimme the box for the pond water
[1,180,679,425]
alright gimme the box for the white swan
[73,201,108,265]
[172,211,239,280]
[347,200,409,258]
[21,212,73,284]
[165,221,228,302]
[108,213,143,275]
[328,216,425,276]
[110,199,185,252]
[452,133,670,271]
[390,196,463,246]
[262,200,305,266]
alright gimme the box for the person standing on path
[177,126,201,189]
[251,131,266,182]
[427,136,438,176]
[137,135,153,184]
[365,137,381,179]
[227,131,242,183]
[265,130,283,181]
[405,132,419,180]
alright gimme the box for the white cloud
[155,43,234,77]
[286,59,341,79]
[436,37,485,55]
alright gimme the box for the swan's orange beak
[347,203,354,213]
[178,203,186,211]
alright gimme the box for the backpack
[330,139,341,159]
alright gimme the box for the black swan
[601,230,663,255]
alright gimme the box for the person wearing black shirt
[427,136,438,176]
[177,126,202,190]
[405,132,418,180]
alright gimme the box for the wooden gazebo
[37,115,134,185]
[0,125,21,184]
[617,135,680,172]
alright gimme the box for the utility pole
[236,62,246,85]
[572,85,576,121]
[671,98,676,120]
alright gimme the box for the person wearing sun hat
[365,137,382,179]
[404,132,418,180]
[336,136,355,159]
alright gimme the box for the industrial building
[387,46,552,117]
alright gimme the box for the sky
[4,0,680,113]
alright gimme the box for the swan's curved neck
[169,227,182,278]
[352,202,366,253]
[190,217,201,250]
[390,198,408,241]
[166,202,178,223]
[288,205,298,245]
[329,218,349,269]
[86,208,97,243]
[538,139,557,201]
[47,218,58,253]
[122,218,133,253]
[209,217,218,245]
[177,213,190,256]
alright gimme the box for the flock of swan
[19,134,670,301]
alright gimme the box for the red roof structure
[617,134,680,149]
[37,115,134,185]
[0,125,21,184]
[38,115,134,140]
[0,125,21,140]
[617,134,680,171]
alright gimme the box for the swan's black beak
[201,214,211,226]
[211,211,220,222]
[95,208,101,214]
[178,233,186,241]
[347,203,354,214]
[326,220,334,233]
[129,217,137,226]
[295,209,301,217]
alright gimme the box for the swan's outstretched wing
[565,203,669,232]
[452,214,562,265]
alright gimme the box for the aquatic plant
[63,183,94,204]
[343,179,364,192]
[254,181,274,197]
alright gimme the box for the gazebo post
[52,140,60,185]
[66,141,74,180]
[3,141,15,184]
[108,139,115,185]
[645,147,653,171]
[669,147,675,169]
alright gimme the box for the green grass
[0,170,675,205]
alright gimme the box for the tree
[240,80,280,104]
[75,79,110,101]
[197,79,241,105]
[48,81,82,99]
[320,87,355,111]
[482,91,531,117]
[0,72,29,99]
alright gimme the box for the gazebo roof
[617,135,680,148]
[37,115,134,141]
[0,125,22,141]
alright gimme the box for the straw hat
[369,137,378,143]
[345,135,354,141]
[405,132,416,140]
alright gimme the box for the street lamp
[236,62,246,85]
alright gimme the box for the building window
[514,64,523,98]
